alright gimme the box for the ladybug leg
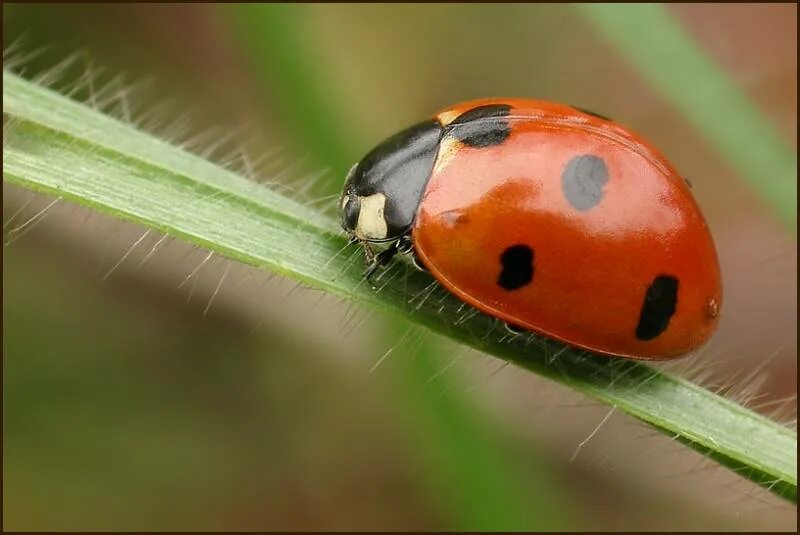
[361,240,377,264]
[364,241,400,283]
[503,322,526,336]
[411,251,428,272]
[394,235,428,272]
[396,235,414,254]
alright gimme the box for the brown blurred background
[3,3,796,531]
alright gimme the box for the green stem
[4,70,796,503]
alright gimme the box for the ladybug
[340,98,721,359]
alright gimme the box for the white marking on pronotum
[355,192,388,241]
[570,406,616,462]
[103,229,152,280]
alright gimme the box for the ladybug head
[340,119,442,243]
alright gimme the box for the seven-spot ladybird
[339,98,722,360]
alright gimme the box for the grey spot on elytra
[562,154,609,211]
[447,104,512,148]
[497,244,534,291]
[636,275,679,341]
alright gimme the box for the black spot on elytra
[636,275,679,341]
[572,105,612,121]
[497,244,534,290]
[447,104,512,148]
[562,155,609,211]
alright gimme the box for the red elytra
[340,98,722,359]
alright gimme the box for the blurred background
[3,3,796,531]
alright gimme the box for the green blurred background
[3,3,796,531]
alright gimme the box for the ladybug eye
[342,195,361,233]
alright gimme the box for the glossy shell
[411,98,722,359]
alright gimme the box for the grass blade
[3,70,796,502]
